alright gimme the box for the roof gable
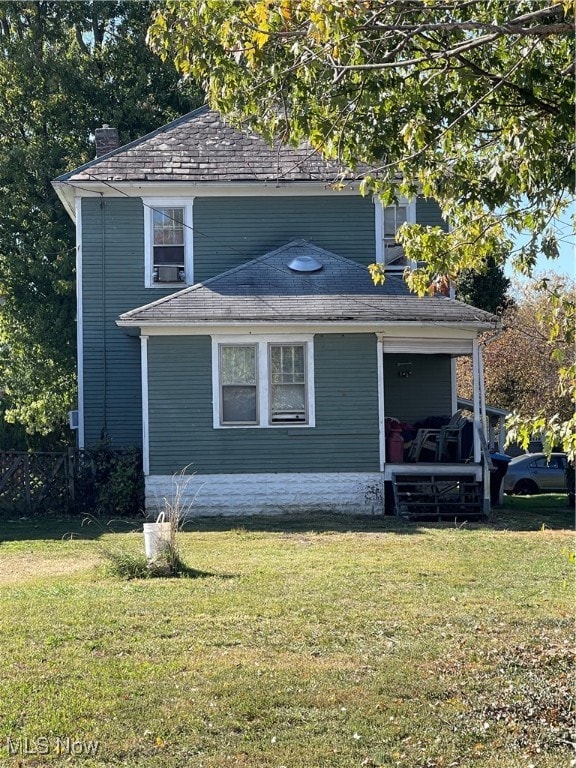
[57,106,350,185]
[119,240,498,328]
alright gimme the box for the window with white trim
[213,336,315,428]
[269,344,307,423]
[143,198,193,287]
[375,200,416,269]
[220,344,258,425]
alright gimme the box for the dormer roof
[118,240,498,330]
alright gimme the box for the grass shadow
[180,512,426,535]
[488,494,574,531]
[0,515,142,543]
[0,496,572,543]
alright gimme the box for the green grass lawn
[0,496,573,767]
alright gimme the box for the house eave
[116,319,496,337]
[51,181,77,221]
[53,179,361,200]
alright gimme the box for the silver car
[503,453,568,495]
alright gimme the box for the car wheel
[513,479,538,495]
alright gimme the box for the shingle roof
[118,241,498,328]
[58,106,351,184]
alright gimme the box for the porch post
[498,416,506,454]
[377,334,385,471]
[473,338,491,513]
[450,358,458,414]
[478,343,488,436]
[472,339,481,463]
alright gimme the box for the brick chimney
[95,125,120,157]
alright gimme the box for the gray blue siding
[383,354,453,423]
[80,193,446,448]
[415,197,447,230]
[194,195,376,279]
[82,197,177,447]
[147,334,380,475]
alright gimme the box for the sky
[505,200,575,282]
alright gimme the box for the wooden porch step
[392,473,485,521]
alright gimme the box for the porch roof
[118,240,499,329]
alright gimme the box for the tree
[458,274,576,450]
[455,258,511,315]
[0,1,202,446]
[504,276,575,457]
[148,0,575,455]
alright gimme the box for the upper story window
[212,335,315,428]
[143,198,193,287]
[374,200,416,269]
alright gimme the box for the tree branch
[454,53,560,116]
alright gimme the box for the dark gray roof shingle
[58,106,351,184]
[119,241,498,327]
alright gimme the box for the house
[53,106,499,518]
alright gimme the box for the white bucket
[143,512,173,560]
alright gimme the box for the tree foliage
[149,0,574,281]
[455,258,511,315]
[0,1,201,445]
[149,0,575,453]
[458,276,575,457]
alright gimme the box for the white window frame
[143,197,194,288]
[211,334,315,429]
[374,198,416,270]
[268,343,308,425]
[219,343,259,426]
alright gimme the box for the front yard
[0,497,573,767]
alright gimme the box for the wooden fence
[0,448,142,516]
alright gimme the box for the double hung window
[220,345,258,425]
[143,198,193,287]
[269,344,306,423]
[375,201,415,268]
[214,336,314,428]
[152,207,185,284]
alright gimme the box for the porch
[377,332,494,519]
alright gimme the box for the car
[503,452,569,495]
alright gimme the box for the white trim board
[53,182,362,220]
[75,197,85,448]
[118,322,493,336]
[380,337,474,354]
[377,336,386,471]
[140,335,150,475]
[383,464,482,482]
